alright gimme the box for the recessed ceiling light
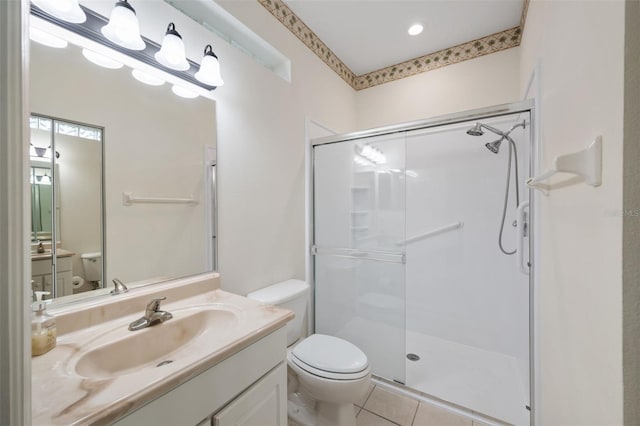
[408,24,424,36]
[82,49,124,69]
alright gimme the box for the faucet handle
[146,297,167,314]
[110,278,129,295]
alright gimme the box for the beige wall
[211,1,358,295]
[355,47,521,130]
[519,1,625,424]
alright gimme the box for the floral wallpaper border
[258,0,529,91]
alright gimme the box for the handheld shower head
[466,123,484,136]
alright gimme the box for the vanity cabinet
[31,255,73,297]
[113,327,288,426]
[212,363,286,426]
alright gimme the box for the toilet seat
[289,334,369,381]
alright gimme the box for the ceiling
[254,0,527,89]
[283,0,525,76]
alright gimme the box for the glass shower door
[313,133,406,384]
[404,113,530,425]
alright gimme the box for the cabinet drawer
[31,258,53,276]
[56,256,72,272]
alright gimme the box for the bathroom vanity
[31,249,74,298]
[31,273,292,426]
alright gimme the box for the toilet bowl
[248,280,371,426]
[288,334,370,426]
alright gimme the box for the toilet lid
[291,334,368,374]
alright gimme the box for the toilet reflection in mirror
[29,114,104,299]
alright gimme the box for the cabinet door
[213,363,286,426]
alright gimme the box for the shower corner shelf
[526,136,602,195]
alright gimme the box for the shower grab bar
[123,192,198,206]
[311,246,405,264]
[397,221,464,246]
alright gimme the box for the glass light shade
[31,0,86,23]
[82,49,124,69]
[154,23,189,71]
[30,27,68,49]
[101,0,145,51]
[40,175,52,185]
[195,45,224,87]
[131,69,165,86]
[171,85,199,99]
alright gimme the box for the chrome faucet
[110,278,129,295]
[129,297,173,331]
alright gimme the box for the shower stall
[311,102,534,425]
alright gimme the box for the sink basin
[73,307,238,378]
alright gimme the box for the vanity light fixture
[171,84,199,99]
[31,0,86,23]
[82,48,124,69]
[40,174,52,185]
[31,2,221,99]
[101,0,145,51]
[30,27,68,48]
[195,45,224,87]
[155,23,190,71]
[132,69,165,86]
[408,23,424,36]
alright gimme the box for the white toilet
[80,252,102,288]
[248,280,371,426]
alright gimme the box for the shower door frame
[309,99,537,425]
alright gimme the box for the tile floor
[354,384,486,426]
[289,382,492,426]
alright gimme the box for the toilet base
[288,391,316,426]
[317,401,357,426]
[287,391,358,426]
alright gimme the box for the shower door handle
[516,201,530,275]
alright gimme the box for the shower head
[485,138,503,154]
[466,123,484,136]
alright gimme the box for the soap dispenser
[31,291,56,356]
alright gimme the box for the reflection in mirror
[29,23,217,304]
[29,114,104,300]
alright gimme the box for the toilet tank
[81,252,102,282]
[247,279,309,346]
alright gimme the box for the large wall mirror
[29,27,218,303]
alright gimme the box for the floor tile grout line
[409,401,420,426]
[361,384,376,408]
[359,407,403,426]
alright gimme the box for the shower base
[405,331,529,426]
